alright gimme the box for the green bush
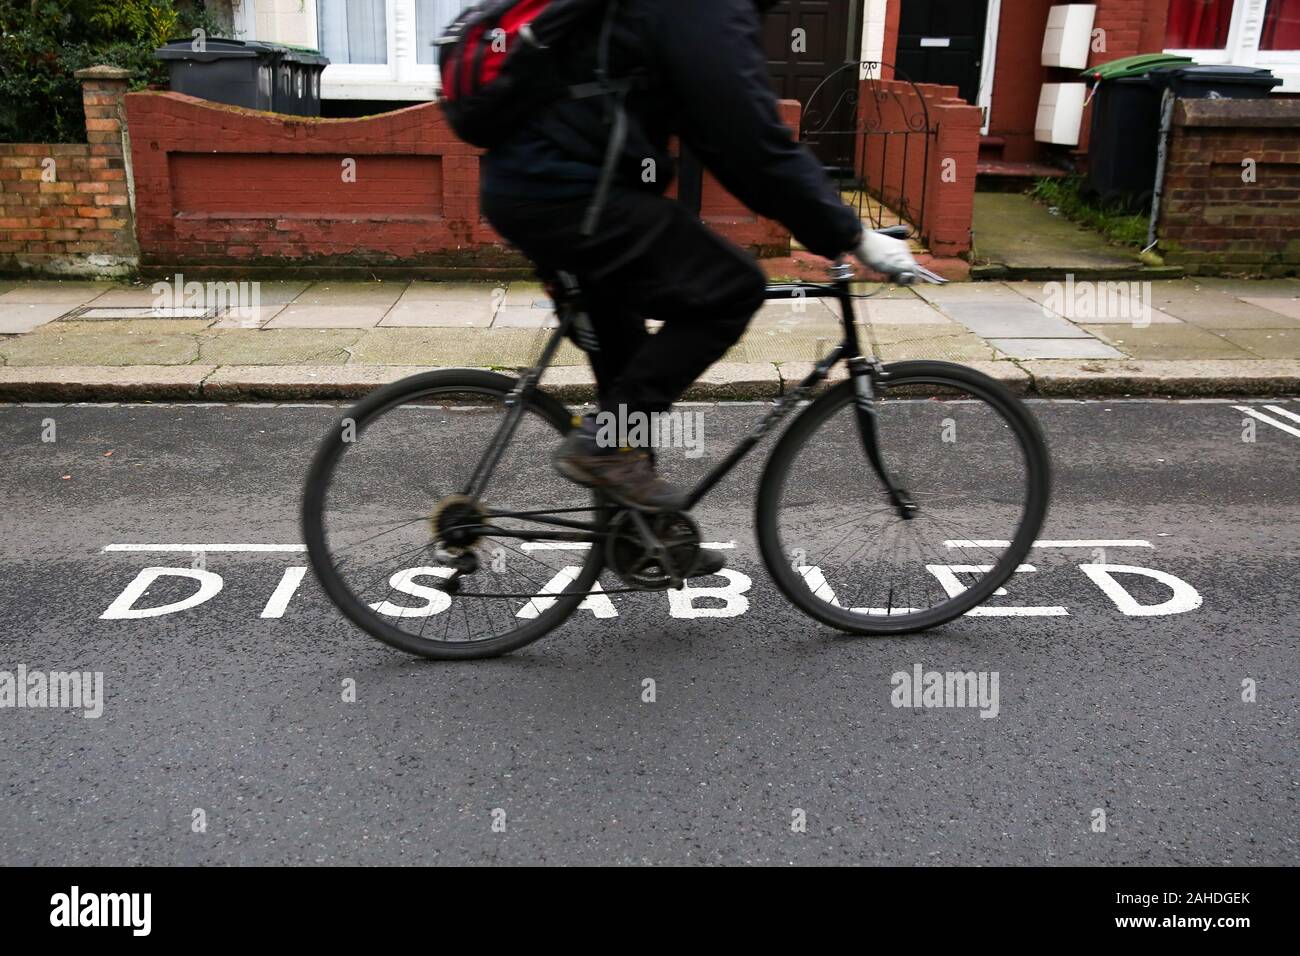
[0,0,224,143]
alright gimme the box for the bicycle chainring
[605,510,701,590]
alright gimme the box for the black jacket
[482,0,863,260]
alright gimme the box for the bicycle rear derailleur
[605,509,701,591]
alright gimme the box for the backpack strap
[578,0,628,237]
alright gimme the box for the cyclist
[480,0,931,567]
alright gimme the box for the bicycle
[302,254,1051,660]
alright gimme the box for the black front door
[895,0,989,105]
[762,0,864,169]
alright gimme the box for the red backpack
[436,0,615,149]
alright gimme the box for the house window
[1261,0,1300,49]
[318,0,389,64]
[1163,0,1300,90]
[1165,0,1235,49]
[416,1,468,64]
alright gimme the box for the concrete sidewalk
[1,275,1298,400]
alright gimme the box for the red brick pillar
[73,65,138,262]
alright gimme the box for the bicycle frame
[461,267,915,540]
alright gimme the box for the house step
[976,159,1069,193]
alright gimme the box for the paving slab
[1081,323,1255,360]
[288,281,407,308]
[1238,297,1300,321]
[990,338,1125,360]
[0,281,112,305]
[491,305,560,329]
[346,328,585,367]
[196,329,362,366]
[0,364,215,401]
[1006,280,1183,324]
[0,320,205,366]
[0,304,69,335]
[1145,282,1300,329]
[381,282,499,328]
[267,305,388,329]
[936,300,1095,338]
[1198,277,1300,298]
[501,281,550,309]
[860,298,955,325]
[1212,328,1300,359]
[210,305,287,329]
[86,286,170,307]
[752,297,839,326]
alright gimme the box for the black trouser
[481,187,767,415]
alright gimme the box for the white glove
[852,230,946,284]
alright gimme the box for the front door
[895,0,989,105]
[762,0,864,170]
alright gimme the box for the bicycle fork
[848,357,917,520]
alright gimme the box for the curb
[970,264,1186,283]
[0,361,1297,403]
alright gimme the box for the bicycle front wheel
[757,361,1050,635]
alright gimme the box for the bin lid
[154,37,283,63]
[1149,64,1282,87]
[277,45,330,66]
[1080,53,1195,82]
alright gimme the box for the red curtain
[1262,0,1300,49]
[1165,0,1235,48]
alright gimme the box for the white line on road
[945,539,1153,549]
[102,544,307,553]
[1264,405,1300,425]
[1234,405,1300,439]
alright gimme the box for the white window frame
[1164,0,1300,92]
[315,0,442,101]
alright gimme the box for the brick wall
[1158,98,1300,276]
[0,66,138,276]
[880,0,1169,162]
[125,92,793,275]
[855,78,982,256]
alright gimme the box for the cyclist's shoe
[688,547,726,577]
[555,439,686,512]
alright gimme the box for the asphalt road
[0,397,1297,865]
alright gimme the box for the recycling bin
[1083,54,1196,209]
[155,38,329,116]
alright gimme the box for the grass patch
[1030,176,1149,248]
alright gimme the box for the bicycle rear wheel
[302,370,605,660]
[757,361,1050,635]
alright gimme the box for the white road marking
[945,539,1153,549]
[1264,404,1300,425]
[1234,405,1300,439]
[103,543,307,553]
[260,567,307,619]
[1078,564,1202,616]
[520,540,736,551]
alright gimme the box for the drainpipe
[1145,87,1175,252]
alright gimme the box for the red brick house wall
[881,0,1171,163]
[125,92,795,274]
[0,66,138,276]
